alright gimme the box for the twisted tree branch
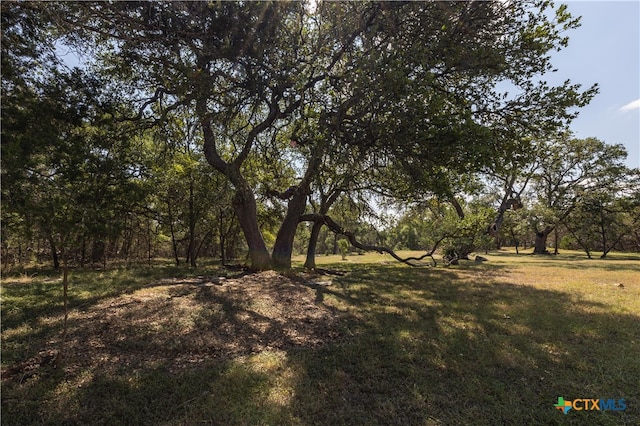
[299,213,440,267]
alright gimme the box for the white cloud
[619,99,640,112]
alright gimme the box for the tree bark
[198,98,272,270]
[304,221,323,269]
[271,144,323,269]
[533,227,553,254]
[232,183,272,270]
[272,187,308,269]
[449,196,465,220]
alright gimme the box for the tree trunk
[508,228,520,254]
[271,145,323,269]
[449,196,465,220]
[167,198,180,266]
[219,210,226,265]
[49,235,60,269]
[232,184,271,270]
[62,248,69,344]
[533,227,553,254]
[303,187,342,270]
[599,211,607,257]
[197,97,273,270]
[170,226,180,266]
[187,180,197,268]
[304,220,323,270]
[272,188,309,269]
[80,238,86,267]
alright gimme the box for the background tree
[561,169,640,258]
[529,136,628,254]
[500,206,533,253]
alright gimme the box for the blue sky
[550,1,640,168]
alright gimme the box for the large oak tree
[40,0,596,269]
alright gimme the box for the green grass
[2,251,639,425]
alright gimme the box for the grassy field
[2,249,639,425]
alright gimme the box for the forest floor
[2,250,639,425]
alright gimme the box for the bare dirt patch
[3,270,349,381]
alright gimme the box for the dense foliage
[2,1,638,271]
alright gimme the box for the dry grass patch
[4,270,347,378]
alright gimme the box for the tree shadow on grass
[536,260,640,273]
[487,250,640,272]
[290,265,640,425]
[0,265,239,337]
[2,265,638,425]
[1,271,349,425]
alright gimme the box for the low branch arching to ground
[299,213,442,267]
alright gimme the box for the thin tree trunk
[62,251,69,343]
[563,221,592,258]
[219,210,226,265]
[167,198,180,266]
[37,238,42,264]
[187,180,197,267]
[49,235,60,269]
[147,220,152,267]
[1,244,8,271]
[304,189,342,269]
[509,228,520,254]
[80,238,86,267]
[195,230,212,264]
[599,211,607,257]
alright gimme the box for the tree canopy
[3,0,637,271]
